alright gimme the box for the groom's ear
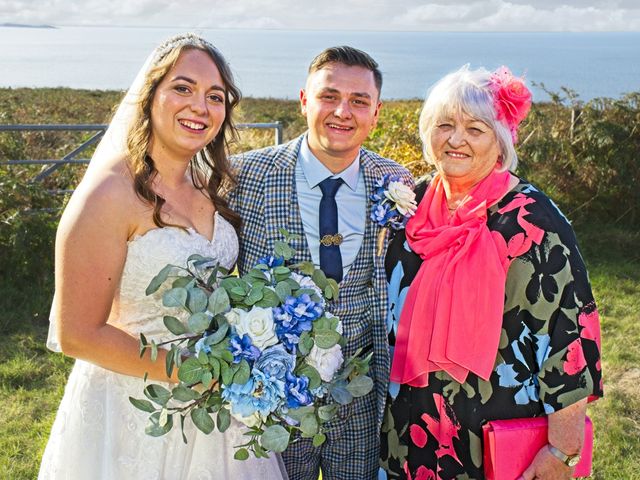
[300,88,308,116]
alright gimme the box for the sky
[2,0,640,31]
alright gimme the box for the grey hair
[418,65,518,172]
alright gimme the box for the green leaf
[233,359,251,385]
[245,285,264,305]
[187,312,211,333]
[144,384,171,406]
[298,332,314,356]
[171,385,200,402]
[326,279,339,300]
[317,404,339,421]
[201,370,213,388]
[217,407,231,432]
[191,407,215,434]
[346,375,374,397]
[163,315,186,335]
[300,413,319,437]
[274,241,295,260]
[146,410,174,437]
[163,287,188,308]
[208,288,231,316]
[221,361,234,385]
[204,322,229,347]
[187,287,209,313]
[312,269,328,289]
[275,281,292,302]
[234,448,250,461]
[314,330,341,349]
[313,433,327,447]
[221,278,250,301]
[293,261,315,276]
[255,288,280,308]
[150,341,158,362]
[139,333,148,358]
[129,397,156,413]
[165,345,175,377]
[330,383,353,405]
[247,268,269,282]
[209,356,221,381]
[178,358,208,384]
[146,264,175,295]
[261,425,291,452]
[172,276,193,289]
[297,364,322,390]
[285,406,315,423]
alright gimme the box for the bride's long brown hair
[126,35,242,232]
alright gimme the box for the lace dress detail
[39,213,288,480]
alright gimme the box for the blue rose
[254,345,296,380]
[228,334,261,364]
[285,371,313,408]
[221,368,286,418]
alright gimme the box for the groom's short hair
[308,46,382,94]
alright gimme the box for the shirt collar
[298,135,360,191]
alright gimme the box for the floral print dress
[379,179,603,480]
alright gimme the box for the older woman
[379,66,602,480]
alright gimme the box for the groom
[231,46,412,480]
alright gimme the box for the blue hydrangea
[228,334,261,364]
[221,368,286,419]
[285,371,313,408]
[194,335,212,355]
[256,255,285,268]
[272,294,322,352]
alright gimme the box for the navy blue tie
[318,177,344,283]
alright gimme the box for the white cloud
[1,0,639,31]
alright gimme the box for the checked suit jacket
[230,134,412,433]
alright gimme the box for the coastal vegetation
[0,87,638,478]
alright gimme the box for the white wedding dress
[39,213,288,480]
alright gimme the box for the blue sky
[2,0,639,31]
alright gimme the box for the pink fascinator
[489,66,532,143]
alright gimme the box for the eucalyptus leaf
[294,261,315,276]
[187,312,211,333]
[312,269,328,289]
[139,333,148,358]
[172,276,194,289]
[296,364,322,390]
[233,359,251,385]
[146,410,174,437]
[159,408,169,427]
[150,341,158,362]
[187,287,209,313]
[234,448,250,461]
[312,433,327,447]
[144,384,171,406]
[208,288,231,316]
[209,356,221,381]
[205,322,229,347]
[346,375,374,397]
[171,385,200,402]
[221,361,234,385]
[255,288,280,308]
[163,316,186,335]
[146,264,175,295]
[275,281,292,302]
[178,358,208,384]
[261,425,290,452]
[330,384,353,405]
[298,332,314,356]
[163,287,188,308]
[129,397,156,413]
[317,404,339,421]
[201,370,213,388]
[165,346,175,377]
[314,330,341,349]
[191,407,215,434]
[246,285,264,305]
[217,407,231,432]
[300,413,319,437]
[285,405,315,423]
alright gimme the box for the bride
[39,33,288,479]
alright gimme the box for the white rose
[224,308,247,327]
[230,409,262,428]
[305,344,344,382]
[236,306,278,350]
[385,181,417,216]
[290,272,324,305]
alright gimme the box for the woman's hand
[518,445,572,480]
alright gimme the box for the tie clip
[320,233,343,246]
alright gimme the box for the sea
[0,26,638,101]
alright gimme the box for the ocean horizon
[0,26,638,101]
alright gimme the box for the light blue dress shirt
[295,136,366,280]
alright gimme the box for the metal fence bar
[34,130,105,181]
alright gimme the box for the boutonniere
[370,174,417,255]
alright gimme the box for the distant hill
[0,23,56,29]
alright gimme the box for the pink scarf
[390,169,512,387]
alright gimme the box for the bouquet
[130,230,373,460]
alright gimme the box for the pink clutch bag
[482,415,593,480]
